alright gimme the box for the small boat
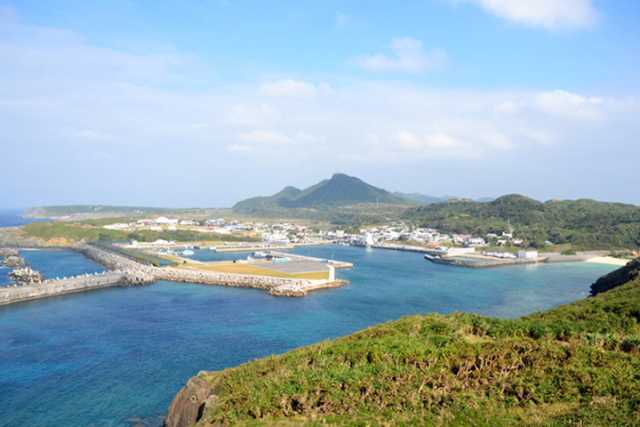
[182,250,194,256]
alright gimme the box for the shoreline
[583,256,630,266]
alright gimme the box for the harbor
[0,242,353,305]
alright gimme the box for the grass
[187,263,330,280]
[22,221,258,244]
[192,274,640,427]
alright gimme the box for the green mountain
[402,194,640,249]
[166,260,640,427]
[233,173,408,214]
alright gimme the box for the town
[101,216,540,261]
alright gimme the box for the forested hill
[232,173,407,215]
[402,194,640,249]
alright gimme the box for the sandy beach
[584,256,631,266]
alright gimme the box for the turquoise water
[0,244,618,427]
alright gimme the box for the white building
[518,250,538,259]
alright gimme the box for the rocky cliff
[0,226,72,247]
[590,257,640,296]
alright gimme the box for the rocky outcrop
[0,248,19,257]
[164,373,216,427]
[9,267,45,285]
[2,255,29,268]
[590,258,639,296]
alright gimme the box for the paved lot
[249,260,330,274]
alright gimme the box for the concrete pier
[425,255,538,268]
[214,244,293,253]
[0,243,350,305]
[0,273,129,305]
[268,251,354,269]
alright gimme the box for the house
[205,218,225,226]
[467,237,487,247]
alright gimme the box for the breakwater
[1,243,349,304]
[75,243,348,297]
[269,251,354,269]
[0,272,129,305]
[425,255,538,268]
[154,266,347,297]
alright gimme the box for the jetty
[0,272,131,305]
[424,254,538,268]
[268,251,354,269]
[0,243,350,306]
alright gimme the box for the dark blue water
[0,244,618,427]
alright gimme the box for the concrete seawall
[75,243,349,297]
[154,267,348,297]
[0,273,128,305]
[1,243,349,304]
[425,255,538,268]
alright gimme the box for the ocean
[0,208,51,227]
[0,216,620,427]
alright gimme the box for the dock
[213,244,293,253]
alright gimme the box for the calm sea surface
[0,217,619,427]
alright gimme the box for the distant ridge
[402,194,640,249]
[232,173,407,213]
[393,192,495,205]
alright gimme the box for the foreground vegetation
[193,262,640,426]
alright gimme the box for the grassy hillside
[21,221,258,244]
[23,205,231,219]
[190,262,640,427]
[402,194,640,250]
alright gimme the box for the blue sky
[2,0,639,208]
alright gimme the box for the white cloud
[295,131,319,142]
[260,79,320,98]
[355,38,449,73]
[449,0,599,31]
[520,128,555,145]
[494,101,521,115]
[426,133,464,150]
[228,104,278,127]
[396,130,423,148]
[535,89,603,120]
[226,144,252,152]
[235,130,293,145]
[482,132,516,150]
